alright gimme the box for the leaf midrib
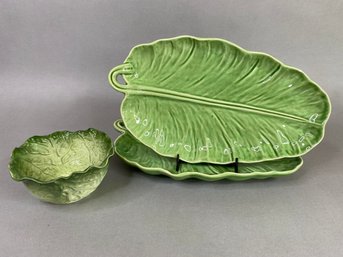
[125,85,321,125]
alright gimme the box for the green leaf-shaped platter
[114,120,303,181]
[9,129,114,204]
[109,36,331,164]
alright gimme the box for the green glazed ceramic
[114,120,303,181]
[109,36,331,164]
[9,129,114,204]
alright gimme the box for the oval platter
[114,120,303,181]
[109,36,331,164]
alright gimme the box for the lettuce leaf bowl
[8,128,114,204]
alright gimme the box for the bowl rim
[8,128,114,184]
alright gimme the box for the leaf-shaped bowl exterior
[114,120,303,181]
[9,128,114,204]
[109,36,331,164]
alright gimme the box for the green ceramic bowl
[9,128,114,204]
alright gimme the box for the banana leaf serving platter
[109,36,331,166]
[114,120,303,181]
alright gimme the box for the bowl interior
[9,129,113,183]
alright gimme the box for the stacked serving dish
[109,36,331,181]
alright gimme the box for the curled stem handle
[108,64,133,92]
[113,119,126,133]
